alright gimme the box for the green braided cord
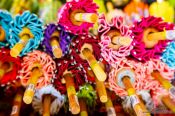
[77,83,97,107]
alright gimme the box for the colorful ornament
[0,48,21,86]
[32,85,65,116]
[77,83,97,115]
[42,23,72,58]
[54,58,85,115]
[98,15,133,67]
[9,11,43,57]
[19,50,56,104]
[162,41,175,69]
[69,34,107,82]
[130,16,174,62]
[58,0,98,34]
[0,10,12,48]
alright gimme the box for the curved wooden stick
[161,96,175,113]
[107,30,132,50]
[112,36,132,46]
[0,26,5,42]
[64,73,80,114]
[79,98,88,116]
[151,70,173,90]
[11,89,23,116]
[70,9,98,26]
[105,94,116,116]
[23,67,42,104]
[43,94,51,116]
[151,70,175,112]
[143,28,165,48]
[95,77,107,103]
[10,28,34,57]
[122,76,151,116]
[74,13,98,23]
[50,31,62,58]
[87,68,107,103]
[82,48,107,82]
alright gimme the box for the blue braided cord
[0,10,12,48]
[9,11,44,56]
[162,41,175,69]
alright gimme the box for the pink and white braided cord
[108,58,148,97]
[98,15,133,66]
[19,50,56,89]
[143,59,175,105]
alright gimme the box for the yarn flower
[143,59,175,106]
[0,48,21,86]
[32,85,65,115]
[42,23,72,58]
[77,83,97,107]
[69,34,107,82]
[0,10,12,48]
[98,15,133,67]
[108,57,148,97]
[58,0,98,34]
[54,58,85,115]
[9,11,43,57]
[161,41,175,69]
[54,58,85,94]
[19,50,56,89]
[130,16,174,62]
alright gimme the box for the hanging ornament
[32,85,65,116]
[9,11,43,57]
[69,34,107,82]
[42,23,72,58]
[77,83,97,116]
[54,58,85,115]
[0,48,21,87]
[0,10,12,48]
[130,16,174,62]
[19,50,56,104]
[98,15,133,67]
[58,0,99,34]
[162,41,175,69]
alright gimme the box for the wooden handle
[74,13,98,23]
[95,77,107,103]
[50,34,62,58]
[105,95,116,116]
[143,28,165,48]
[82,48,107,81]
[0,26,5,42]
[23,67,42,104]
[161,95,175,113]
[11,89,23,116]
[0,62,11,79]
[79,98,88,116]
[112,36,132,47]
[64,73,80,114]
[147,31,166,41]
[122,76,151,116]
[43,94,51,116]
[10,28,34,57]
[151,71,172,90]
[10,35,29,57]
